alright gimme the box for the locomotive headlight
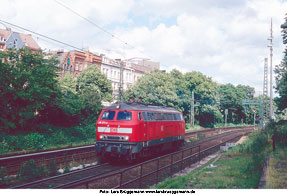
[124,136,129,141]
[99,135,104,140]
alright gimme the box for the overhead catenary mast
[267,18,273,119]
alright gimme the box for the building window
[84,64,87,69]
[111,70,113,78]
[13,39,18,48]
[79,63,82,71]
[75,63,78,71]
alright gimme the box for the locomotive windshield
[117,111,132,120]
[101,111,115,120]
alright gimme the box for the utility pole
[253,110,256,128]
[190,91,194,127]
[225,109,228,127]
[268,18,273,119]
[119,61,124,102]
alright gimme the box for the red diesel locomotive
[95,103,185,161]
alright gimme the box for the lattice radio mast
[267,18,273,119]
[263,58,268,120]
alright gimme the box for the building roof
[0,28,41,50]
[55,51,69,64]
[131,63,153,73]
[104,102,180,113]
[0,29,11,40]
[19,33,41,50]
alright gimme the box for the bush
[64,124,96,142]
[0,139,9,154]
[23,133,47,151]
[0,123,96,153]
[0,166,8,185]
[18,160,47,181]
[239,131,267,153]
[275,124,287,147]
[236,130,268,177]
[0,133,47,152]
[2,135,24,151]
[50,130,70,145]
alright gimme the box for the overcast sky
[1,0,286,96]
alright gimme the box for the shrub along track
[9,126,253,189]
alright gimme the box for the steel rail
[55,128,252,189]
[0,126,255,164]
[0,145,94,163]
[11,162,109,189]
[2,126,254,189]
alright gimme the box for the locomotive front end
[95,108,141,161]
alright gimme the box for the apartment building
[101,56,160,101]
[55,50,102,77]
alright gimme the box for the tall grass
[156,130,270,189]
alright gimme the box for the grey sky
[0,0,286,96]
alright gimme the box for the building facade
[0,28,40,51]
[55,50,102,77]
[56,50,160,102]
[101,56,160,101]
[101,57,134,100]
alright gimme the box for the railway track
[0,126,254,173]
[0,126,254,186]
[11,163,126,189]
[10,126,253,189]
[0,144,97,177]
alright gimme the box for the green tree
[124,70,179,107]
[55,72,82,126]
[169,69,189,112]
[218,83,255,124]
[76,65,113,122]
[183,71,220,127]
[0,49,59,134]
[274,18,287,111]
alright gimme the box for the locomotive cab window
[147,112,155,121]
[117,111,132,120]
[167,113,173,120]
[172,114,176,121]
[142,112,148,121]
[138,112,142,121]
[175,114,181,121]
[101,111,115,120]
[154,113,163,120]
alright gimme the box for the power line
[0,19,86,53]
[53,0,148,58]
[54,0,116,38]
